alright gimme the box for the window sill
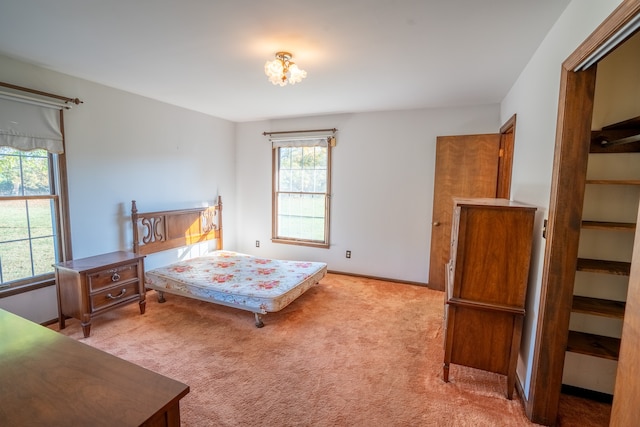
[272,238,329,249]
[0,278,55,298]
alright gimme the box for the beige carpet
[52,273,610,426]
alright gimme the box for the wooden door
[428,134,501,291]
[611,200,640,426]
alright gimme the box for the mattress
[144,251,327,314]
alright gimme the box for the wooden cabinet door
[428,134,501,291]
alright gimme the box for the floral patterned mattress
[145,251,327,314]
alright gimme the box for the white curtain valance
[270,136,332,148]
[0,96,64,154]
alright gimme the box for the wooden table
[0,309,189,426]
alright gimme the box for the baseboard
[561,384,613,404]
[326,270,429,288]
[516,374,527,403]
[41,317,60,327]
[517,372,547,426]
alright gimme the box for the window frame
[271,139,332,248]
[0,149,71,298]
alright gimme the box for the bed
[131,196,327,327]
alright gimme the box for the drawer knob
[106,289,126,300]
[111,272,121,282]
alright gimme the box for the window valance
[270,136,331,148]
[0,96,64,153]
[0,82,81,154]
[265,128,337,149]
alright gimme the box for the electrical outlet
[256,240,260,248]
[346,250,351,258]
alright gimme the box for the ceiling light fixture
[264,51,307,86]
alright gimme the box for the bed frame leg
[254,313,264,328]
[157,291,166,303]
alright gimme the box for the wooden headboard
[131,196,222,255]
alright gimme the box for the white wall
[591,31,640,130]
[235,106,500,283]
[500,0,624,399]
[0,54,237,323]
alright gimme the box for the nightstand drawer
[88,263,139,292]
[90,281,141,312]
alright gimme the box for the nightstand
[54,251,146,337]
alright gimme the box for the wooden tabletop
[53,251,145,273]
[0,309,189,426]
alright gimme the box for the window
[272,136,332,247]
[0,86,73,295]
[0,147,67,292]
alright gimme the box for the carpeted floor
[52,273,610,426]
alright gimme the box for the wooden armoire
[443,198,536,399]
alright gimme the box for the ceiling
[0,0,571,122]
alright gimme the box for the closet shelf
[581,221,636,232]
[602,115,640,130]
[572,295,625,319]
[585,179,640,185]
[590,115,640,153]
[567,331,620,361]
[576,258,631,276]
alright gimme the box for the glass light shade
[264,59,285,86]
[264,54,307,86]
[287,64,307,85]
